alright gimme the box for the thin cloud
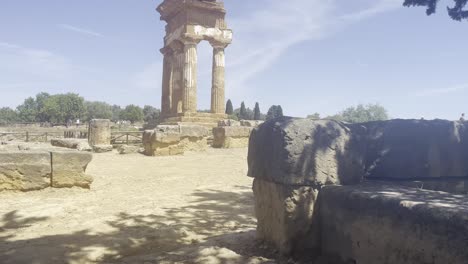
[413,83,468,97]
[224,0,401,103]
[58,24,103,37]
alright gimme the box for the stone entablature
[157,0,232,124]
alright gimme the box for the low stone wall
[212,126,253,148]
[143,124,210,156]
[320,183,468,264]
[0,150,93,192]
[51,138,92,151]
[248,117,468,260]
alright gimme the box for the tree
[266,105,284,121]
[225,99,234,115]
[403,0,468,21]
[277,105,284,118]
[143,105,160,123]
[120,104,144,124]
[111,105,122,121]
[254,102,261,120]
[85,101,113,121]
[307,113,321,119]
[16,97,37,122]
[35,92,51,122]
[328,104,389,123]
[42,93,86,124]
[0,107,19,125]
[239,102,247,120]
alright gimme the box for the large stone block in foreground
[320,183,468,264]
[51,151,93,188]
[212,126,253,148]
[248,118,468,257]
[0,152,51,191]
[143,124,210,156]
[248,117,365,186]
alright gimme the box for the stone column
[171,46,184,114]
[211,45,225,114]
[88,119,112,152]
[183,42,198,113]
[161,49,173,117]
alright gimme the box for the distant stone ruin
[248,118,468,263]
[157,0,232,126]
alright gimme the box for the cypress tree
[225,99,234,115]
[254,102,261,120]
[239,102,247,120]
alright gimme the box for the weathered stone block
[253,178,320,256]
[363,119,468,180]
[51,151,93,188]
[320,183,468,264]
[248,118,365,186]
[117,145,141,154]
[0,152,51,191]
[88,119,111,147]
[143,124,209,156]
[92,145,113,153]
[212,126,253,148]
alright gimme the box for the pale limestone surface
[212,126,253,148]
[143,124,210,156]
[0,152,51,191]
[51,151,93,189]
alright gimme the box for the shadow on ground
[0,186,279,264]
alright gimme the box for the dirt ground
[0,148,283,264]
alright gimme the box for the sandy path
[0,148,278,264]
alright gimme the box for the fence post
[45,133,48,142]
[26,132,29,142]
[126,133,129,145]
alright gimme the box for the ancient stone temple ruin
[157,0,232,125]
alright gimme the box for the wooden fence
[110,131,144,145]
[0,130,87,143]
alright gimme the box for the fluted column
[171,46,185,114]
[160,49,173,117]
[211,46,225,114]
[183,42,198,113]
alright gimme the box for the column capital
[209,41,228,50]
[160,46,174,55]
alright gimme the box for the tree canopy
[85,101,113,121]
[328,104,389,123]
[120,104,144,124]
[266,105,284,121]
[403,0,468,20]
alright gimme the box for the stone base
[143,124,210,156]
[320,183,468,264]
[253,178,321,256]
[212,126,253,148]
[161,112,227,128]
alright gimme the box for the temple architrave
[157,0,232,125]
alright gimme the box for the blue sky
[0,0,467,120]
